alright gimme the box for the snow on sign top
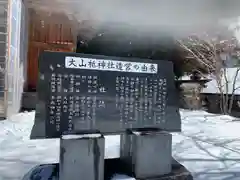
[65,56,158,74]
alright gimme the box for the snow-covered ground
[1,110,240,180]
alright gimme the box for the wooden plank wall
[27,11,76,90]
[0,0,8,118]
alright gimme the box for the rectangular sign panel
[65,56,158,74]
[30,51,181,139]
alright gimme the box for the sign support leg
[59,131,105,180]
[120,128,172,179]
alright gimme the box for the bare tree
[176,26,240,115]
[228,68,240,113]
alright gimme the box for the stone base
[59,132,105,180]
[22,158,193,180]
[120,129,172,178]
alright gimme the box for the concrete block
[59,131,105,180]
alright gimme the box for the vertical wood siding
[0,0,8,118]
[27,12,75,90]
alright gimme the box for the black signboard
[30,51,181,139]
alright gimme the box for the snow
[202,68,240,95]
[1,110,240,180]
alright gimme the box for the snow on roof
[179,75,191,80]
[202,67,240,95]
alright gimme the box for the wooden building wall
[0,0,8,118]
[27,11,76,91]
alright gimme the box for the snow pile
[0,112,59,180]
[111,174,135,180]
[1,110,240,179]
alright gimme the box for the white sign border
[65,56,158,74]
